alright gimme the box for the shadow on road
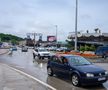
[47,75,107,90]
[33,58,48,63]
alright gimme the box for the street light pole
[33,33,36,48]
[55,25,58,48]
[55,25,58,43]
[75,0,78,51]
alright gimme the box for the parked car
[95,46,108,58]
[11,46,17,51]
[56,47,71,52]
[46,47,57,51]
[22,46,28,52]
[47,54,108,86]
[33,47,51,59]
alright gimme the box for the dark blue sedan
[47,54,108,86]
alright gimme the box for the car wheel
[42,57,44,59]
[47,67,53,76]
[48,56,50,59]
[102,54,105,58]
[39,56,41,59]
[71,74,80,86]
[38,54,41,59]
[102,53,107,58]
[33,53,35,59]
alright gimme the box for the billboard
[47,36,56,42]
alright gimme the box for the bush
[85,45,90,51]
[80,46,85,52]
[90,45,96,51]
[80,45,96,52]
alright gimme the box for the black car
[47,54,108,86]
[95,46,108,58]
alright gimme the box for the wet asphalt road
[0,48,108,90]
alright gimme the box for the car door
[49,56,61,74]
[50,56,66,74]
[52,56,64,75]
[50,56,70,76]
[56,56,70,77]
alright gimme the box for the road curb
[0,49,10,55]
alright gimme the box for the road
[0,48,108,90]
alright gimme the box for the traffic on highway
[0,0,108,90]
[0,47,108,90]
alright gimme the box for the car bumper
[81,76,108,85]
[40,56,50,58]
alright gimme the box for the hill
[0,33,23,44]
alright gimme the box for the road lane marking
[15,65,25,69]
[3,64,56,90]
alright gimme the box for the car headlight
[86,73,94,77]
[105,71,108,75]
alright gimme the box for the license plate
[98,77,106,81]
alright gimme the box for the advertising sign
[47,36,56,42]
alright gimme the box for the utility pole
[55,25,58,43]
[75,0,78,51]
[55,25,58,48]
[33,33,36,48]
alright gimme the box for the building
[68,30,108,46]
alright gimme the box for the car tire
[102,54,105,58]
[39,56,41,59]
[47,67,53,76]
[48,56,50,59]
[102,55,106,59]
[71,74,80,86]
[33,53,35,59]
[41,57,44,59]
[38,54,41,59]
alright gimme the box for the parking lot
[0,48,108,90]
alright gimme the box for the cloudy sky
[0,0,108,41]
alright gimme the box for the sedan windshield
[38,49,47,52]
[67,56,91,66]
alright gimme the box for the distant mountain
[0,33,23,44]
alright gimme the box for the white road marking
[15,65,25,69]
[3,64,56,90]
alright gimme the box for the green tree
[80,46,85,52]
[85,45,90,51]
[0,33,23,45]
[11,39,19,45]
[66,40,74,49]
[90,45,96,51]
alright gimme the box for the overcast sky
[0,0,108,41]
